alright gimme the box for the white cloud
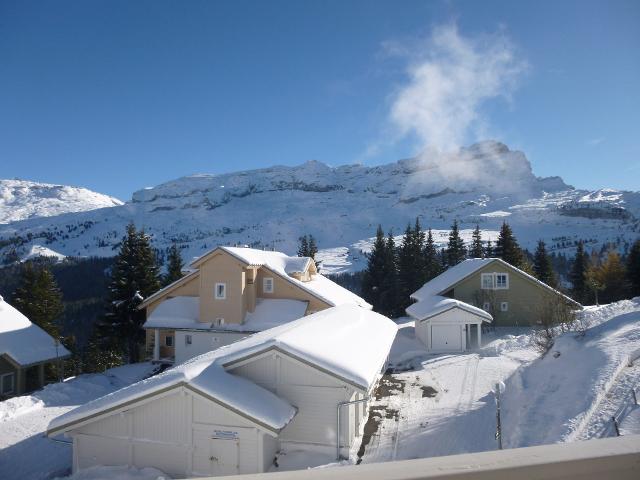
[388,23,528,153]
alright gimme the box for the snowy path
[578,362,640,439]
[358,346,528,463]
[0,363,158,480]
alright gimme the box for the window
[481,273,509,290]
[1,372,14,395]
[500,302,509,312]
[215,283,226,299]
[185,334,192,346]
[165,335,174,347]
[496,274,509,289]
[481,274,494,290]
[215,318,225,326]
[263,277,274,294]
[483,302,491,312]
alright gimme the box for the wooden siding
[71,388,268,477]
[450,263,571,327]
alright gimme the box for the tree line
[361,219,640,317]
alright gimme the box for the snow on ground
[502,298,640,448]
[0,363,159,480]
[21,245,67,262]
[358,323,536,464]
[358,299,640,464]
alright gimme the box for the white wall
[175,330,248,364]
[415,308,484,353]
[71,387,272,477]
[228,351,370,454]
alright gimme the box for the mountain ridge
[1,141,637,273]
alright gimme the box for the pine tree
[446,220,466,267]
[533,240,556,287]
[362,226,389,314]
[164,243,184,286]
[297,235,310,257]
[308,235,319,268]
[469,225,484,258]
[495,222,525,268]
[12,262,64,339]
[397,223,416,310]
[424,229,442,282]
[570,241,588,303]
[485,239,494,258]
[413,218,426,285]
[380,231,399,316]
[98,223,161,363]
[627,239,640,297]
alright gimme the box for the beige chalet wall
[255,268,332,314]
[145,274,199,316]
[450,263,565,327]
[199,251,247,325]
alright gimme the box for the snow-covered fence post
[612,416,620,437]
[494,382,504,450]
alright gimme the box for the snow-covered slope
[0,179,122,224]
[0,141,638,269]
[502,298,640,448]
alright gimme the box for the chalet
[0,295,70,397]
[407,258,582,352]
[139,246,370,365]
[47,305,397,477]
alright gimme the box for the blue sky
[1,0,638,200]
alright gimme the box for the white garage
[407,296,492,353]
[48,305,397,477]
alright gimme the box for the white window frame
[263,277,274,294]
[500,301,509,312]
[165,335,174,347]
[495,273,509,290]
[1,372,15,395]
[215,283,227,299]
[481,273,494,290]
[185,334,192,346]
[481,272,509,290]
[215,318,225,326]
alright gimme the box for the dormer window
[215,283,226,299]
[263,277,274,294]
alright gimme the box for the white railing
[207,435,640,480]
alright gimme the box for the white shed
[406,296,492,353]
[48,305,397,477]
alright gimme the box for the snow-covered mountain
[0,179,123,224]
[0,141,638,272]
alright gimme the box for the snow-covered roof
[48,305,396,436]
[192,246,371,309]
[142,296,201,330]
[138,269,199,309]
[0,297,70,366]
[406,295,493,323]
[218,304,397,389]
[48,353,297,435]
[193,246,311,275]
[143,296,308,332]
[411,258,581,307]
[242,298,309,331]
[411,259,496,301]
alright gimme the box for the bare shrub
[532,295,577,353]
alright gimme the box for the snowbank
[501,298,640,448]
